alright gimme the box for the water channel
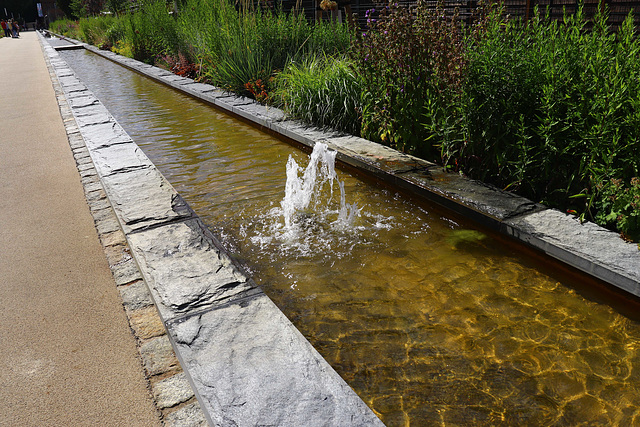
[61,49,640,426]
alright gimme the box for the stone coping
[53,35,639,298]
[43,32,640,422]
[41,35,384,426]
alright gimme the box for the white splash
[280,142,359,234]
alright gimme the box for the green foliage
[176,0,353,95]
[441,5,640,238]
[275,55,362,135]
[126,0,183,63]
[353,0,466,160]
[70,0,104,18]
[78,15,117,46]
[104,16,126,47]
[105,0,129,15]
[595,178,640,242]
[50,18,83,40]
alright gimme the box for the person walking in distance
[11,20,19,38]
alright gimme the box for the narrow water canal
[61,49,640,426]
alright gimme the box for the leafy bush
[126,0,183,63]
[442,6,640,234]
[105,18,126,48]
[353,0,466,160]
[595,177,640,242]
[79,15,117,47]
[50,18,83,40]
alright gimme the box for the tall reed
[176,0,353,95]
[275,54,362,135]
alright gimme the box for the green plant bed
[49,0,640,242]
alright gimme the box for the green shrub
[353,0,466,161]
[275,55,362,135]
[105,18,126,48]
[445,6,640,224]
[79,15,117,47]
[595,177,640,242]
[50,18,83,40]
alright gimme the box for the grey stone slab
[54,44,85,51]
[143,67,174,78]
[181,82,220,94]
[327,135,427,170]
[101,167,193,234]
[65,124,80,134]
[46,37,77,48]
[95,48,116,58]
[54,69,74,77]
[85,195,109,211]
[66,92,99,106]
[80,121,133,150]
[505,209,640,294]
[67,133,86,150]
[420,173,542,221]
[91,142,155,176]
[79,167,97,178]
[127,219,253,321]
[161,74,192,84]
[216,95,254,109]
[63,84,89,94]
[232,103,286,128]
[94,214,121,235]
[58,75,82,87]
[73,109,113,127]
[230,104,269,127]
[269,120,330,148]
[73,151,92,162]
[80,174,100,187]
[89,202,113,219]
[140,335,180,376]
[76,161,94,171]
[85,189,107,205]
[167,294,384,427]
[83,180,103,193]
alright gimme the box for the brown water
[61,49,640,426]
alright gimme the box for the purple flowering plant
[353,0,467,160]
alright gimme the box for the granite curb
[39,35,208,427]
[52,35,638,298]
[41,34,384,427]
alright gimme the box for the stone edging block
[167,293,383,427]
[127,219,254,321]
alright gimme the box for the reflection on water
[62,49,640,426]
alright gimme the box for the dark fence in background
[277,0,640,30]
